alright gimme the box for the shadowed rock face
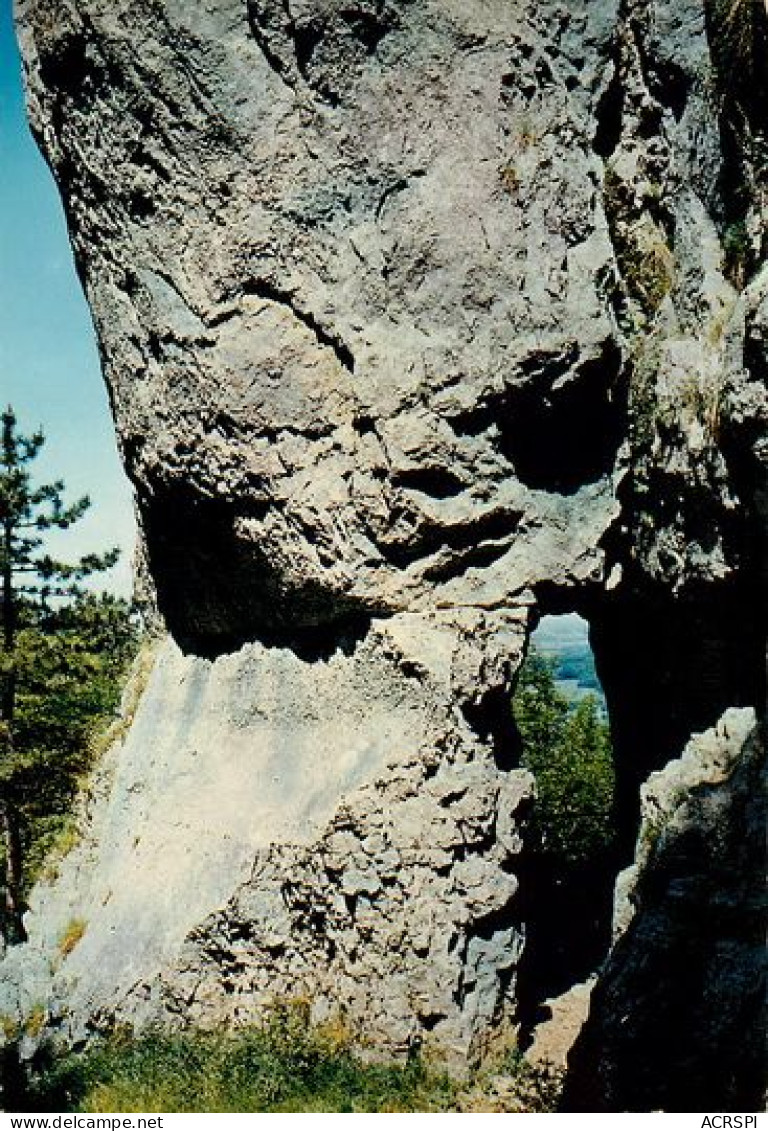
[564,710,767,1113]
[11,0,767,1098]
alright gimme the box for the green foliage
[0,407,119,609]
[493,1049,565,1113]
[0,408,139,907]
[722,219,750,285]
[513,649,615,870]
[26,1007,454,1114]
[4,594,139,892]
[551,647,602,691]
[14,594,138,751]
[16,1004,562,1113]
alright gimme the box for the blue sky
[0,0,135,595]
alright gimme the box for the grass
[603,166,675,322]
[37,818,82,885]
[24,1006,47,1040]
[628,317,729,453]
[58,917,87,958]
[0,1013,20,1042]
[13,1004,563,1114]
[499,162,521,196]
[87,639,159,763]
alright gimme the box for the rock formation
[564,708,766,1112]
[7,0,766,1105]
[0,623,533,1061]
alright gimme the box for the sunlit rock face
[12,0,766,1095]
[17,0,627,652]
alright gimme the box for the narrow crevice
[374,171,426,221]
[446,398,497,439]
[463,684,522,774]
[343,8,391,56]
[374,506,523,569]
[645,56,691,122]
[239,278,356,373]
[246,2,301,98]
[420,539,511,583]
[292,20,324,82]
[593,59,624,160]
[512,613,619,1048]
[246,0,398,107]
[283,0,340,106]
[390,466,466,498]
[628,17,690,126]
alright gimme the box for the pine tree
[0,406,119,944]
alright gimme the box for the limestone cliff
[7,0,767,1105]
[564,708,766,1112]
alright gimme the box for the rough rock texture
[580,0,768,840]
[9,0,767,1102]
[525,978,595,1070]
[0,615,533,1062]
[16,0,631,656]
[564,709,767,1112]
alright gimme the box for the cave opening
[513,612,622,1048]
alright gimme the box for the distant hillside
[531,615,605,708]
[553,645,602,692]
